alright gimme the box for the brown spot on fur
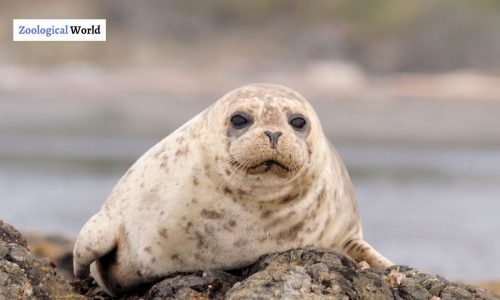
[317,187,326,202]
[158,228,168,238]
[160,210,164,215]
[346,240,359,254]
[233,239,247,247]
[171,254,179,260]
[194,253,206,262]
[266,211,297,229]
[261,210,273,218]
[191,198,198,203]
[225,169,231,176]
[303,187,326,221]
[143,246,152,253]
[236,189,246,195]
[344,239,354,249]
[223,219,237,231]
[318,215,332,241]
[175,145,189,156]
[194,231,207,249]
[176,136,185,143]
[277,221,305,240]
[201,209,222,219]
[223,187,233,194]
[136,270,142,277]
[185,222,193,233]
[280,193,299,204]
[193,176,199,186]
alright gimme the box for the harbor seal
[73,83,393,296]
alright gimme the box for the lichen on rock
[0,220,84,300]
[225,249,499,300]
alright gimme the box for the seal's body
[73,84,392,296]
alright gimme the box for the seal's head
[206,84,325,190]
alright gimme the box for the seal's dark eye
[230,114,249,128]
[289,116,307,130]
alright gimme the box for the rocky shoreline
[1,220,498,299]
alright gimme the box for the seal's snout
[264,131,282,149]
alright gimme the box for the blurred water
[0,137,499,282]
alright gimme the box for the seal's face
[214,84,318,189]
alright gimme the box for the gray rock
[142,249,500,300]
[144,270,239,300]
[0,220,84,300]
[0,220,27,247]
[1,220,497,299]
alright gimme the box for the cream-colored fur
[73,84,392,296]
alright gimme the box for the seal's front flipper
[73,211,118,279]
[343,238,393,268]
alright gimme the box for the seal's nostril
[264,131,283,149]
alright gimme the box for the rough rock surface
[75,249,499,300]
[1,220,498,299]
[25,232,76,281]
[0,220,84,300]
[225,250,499,300]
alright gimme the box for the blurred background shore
[0,0,499,291]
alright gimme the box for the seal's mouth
[249,160,290,172]
[229,157,293,175]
